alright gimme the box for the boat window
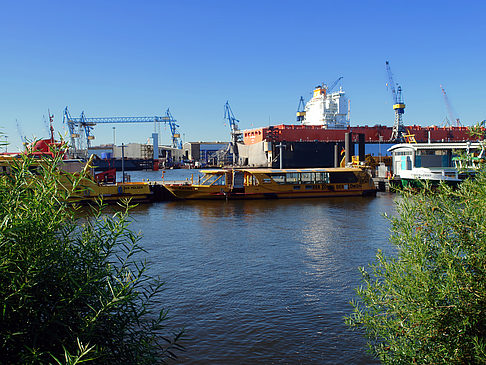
[419,154,450,168]
[416,150,442,156]
[244,173,258,186]
[315,172,330,183]
[300,172,314,183]
[329,171,358,184]
[200,174,213,185]
[394,151,413,156]
[200,173,225,186]
[269,174,286,184]
[233,171,244,187]
[285,172,300,183]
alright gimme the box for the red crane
[440,85,461,127]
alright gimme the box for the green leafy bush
[0,151,183,363]
[346,172,486,364]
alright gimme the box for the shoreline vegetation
[0,144,183,364]
[346,123,486,364]
[2,124,485,363]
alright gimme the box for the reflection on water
[121,183,397,364]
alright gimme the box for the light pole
[379,135,383,163]
[113,127,116,146]
[121,143,125,183]
[276,142,286,169]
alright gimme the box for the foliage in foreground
[0,152,183,363]
[346,171,486,364]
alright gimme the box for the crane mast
[224,101,243,165]
[385,61,406,141]
[163,109,183,149]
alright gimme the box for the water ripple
[126,175,396,364]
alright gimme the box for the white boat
[388,142,483,186]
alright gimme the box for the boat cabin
[389,142,483,176]
[196,168,366,187]
[388,142,484,184]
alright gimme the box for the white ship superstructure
[301,84,350,129]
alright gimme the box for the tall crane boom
[327,76,343,93]
[224,101,243,165]
[385,61,406,141]
[440,85,461,127]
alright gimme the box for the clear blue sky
[1,0,485,150]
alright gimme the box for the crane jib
[62,107,183,151]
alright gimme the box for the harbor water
[121,170,397,364]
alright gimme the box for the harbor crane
[296,96,306,122]
[63,107,182,156]
[440,85,461,127]
[385,61,406,142]
[224,101,243,165]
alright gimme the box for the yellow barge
[58,159,154,204]
[0,155,154,204]
[68,179,153,204]
[163,167,377,200]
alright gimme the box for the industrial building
[183,142,232,166]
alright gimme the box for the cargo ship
[237,83,476,169]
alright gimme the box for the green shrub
[0,151,183,363]
[346,172,486,364]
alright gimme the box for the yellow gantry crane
[385,61,406,142]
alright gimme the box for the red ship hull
[243,124,473,145]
